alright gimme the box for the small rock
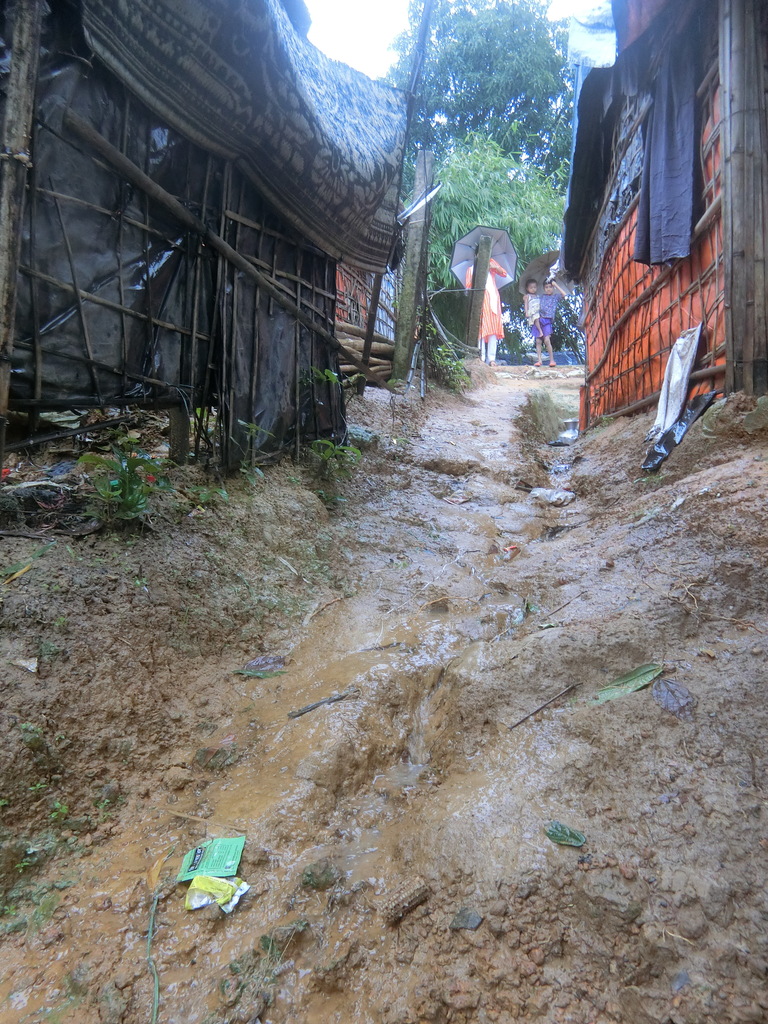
[619,863,637,880]
[301,858,341,891]
[449,907,483,931]
[163,766,193,790]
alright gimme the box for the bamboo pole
[465,234,493,352]
[0,0,44,468]
[392,150,434,379]
[63,109,390,390]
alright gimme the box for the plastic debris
[235,653,287,678]
[652,677,695,720]
[177,836,245,882]
[185,875,250,913]
[592,663,663,704]
[545,821,586,847]
[646,324,703,443]
[450,907,484,930]
[530,487,576,506]
[642,391,718,471]
[11,658,38,673]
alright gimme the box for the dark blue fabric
[633,35,697,265]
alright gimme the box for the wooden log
[63,109,392,391]
[337,337,395,358]
[0,0,44,467]
[335,319,394,348]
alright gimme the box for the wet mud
[1,366,767,1023]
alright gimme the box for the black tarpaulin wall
[4,3,346,468]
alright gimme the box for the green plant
[78,446,169,524]
[309,366,340,386]
[427,342,470,392]
[0,798,9,809]
[308,439,361,478]
[184,484,229,508]
[14,858,33,874]
[29,781,48,793]
[50,800,69,822]
[19,722,46,752]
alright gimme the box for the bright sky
[304,1,599,80]
[304,0,411,79]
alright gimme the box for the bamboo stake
[63,109,389,390]
[0,0,44,468]
[51,189,104,404]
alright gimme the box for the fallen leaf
[652,678,695,720]
[592,663,664,704]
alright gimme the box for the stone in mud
[163,765,193,789]
[449,907,484,931]
[301,858,341,890]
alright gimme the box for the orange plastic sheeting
[579,78,725,428]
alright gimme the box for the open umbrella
[450,226,518,290]
[517,250,561,294]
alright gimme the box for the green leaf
[592,663,664,704]
[545,821,586,847]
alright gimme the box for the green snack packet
[176,836,246,881]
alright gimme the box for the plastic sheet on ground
[642,391,718,472]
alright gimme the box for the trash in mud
[443,494,471,505]
[234,653,287,678]
[177,836,246,882]
[642,391,718,471]
[652,677,695,720]
[380,877,431,925]
[550,417,579,446]
[530,487,576,506]
[592,663,664,704]
[450,908,484,930]
[194,735,239,770]
[301,858,342,891]
[545,821,586,847]
[11,657,38,673]
[185,875,250,913]
[287,686,360,719]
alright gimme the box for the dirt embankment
[0,366,766,1024]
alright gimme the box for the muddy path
[1,367,767,1024]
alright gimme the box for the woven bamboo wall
[580,60,726,426]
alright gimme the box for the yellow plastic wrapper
[184,875,249,913]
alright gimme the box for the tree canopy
[389,0,571,174]
[389,0,580,357]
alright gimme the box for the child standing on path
[524,279,552,367]
[526,278,566,366]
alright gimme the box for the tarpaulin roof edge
[80,0,408,273]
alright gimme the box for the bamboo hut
[563,0,768,427]
[0,0,408,467]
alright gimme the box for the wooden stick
[63,109,391,390]
[506,684,578,731]
[0,0,45,469]
[287,687,360,719]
